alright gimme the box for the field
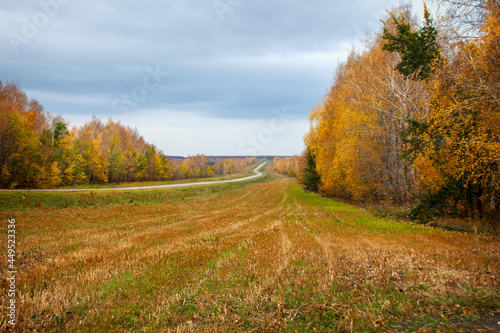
[0,164,499,332]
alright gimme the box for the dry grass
[0,165,499,332]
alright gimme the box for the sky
[1,0,426,156]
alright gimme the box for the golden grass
[0,165,498,332]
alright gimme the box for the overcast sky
[1,0,426,156]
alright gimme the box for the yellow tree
[405,2,500,220]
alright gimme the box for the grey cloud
[1,0,422,154]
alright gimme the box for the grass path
[0,165,498,332]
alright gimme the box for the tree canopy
[303,2,499,222]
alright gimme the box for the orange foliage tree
[0,82,256,188]
[273,156,301,177]
[305,33,427,202]
[401,2,500,220]
[304,2,499,221]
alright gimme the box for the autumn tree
[400,1,500,220]
[273,156,300,177]
[0,82,264,189]
[180,155,212,179]
[0,81,46,188]
[302,1,498,222]
[305,32,428,202]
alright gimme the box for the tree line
[302,0,499,222]
[0,81,256,189]
[272,156,301,177]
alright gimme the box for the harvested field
[1,165,499,332]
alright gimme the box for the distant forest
[0,82,256,189]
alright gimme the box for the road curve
[1,162,268,193]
